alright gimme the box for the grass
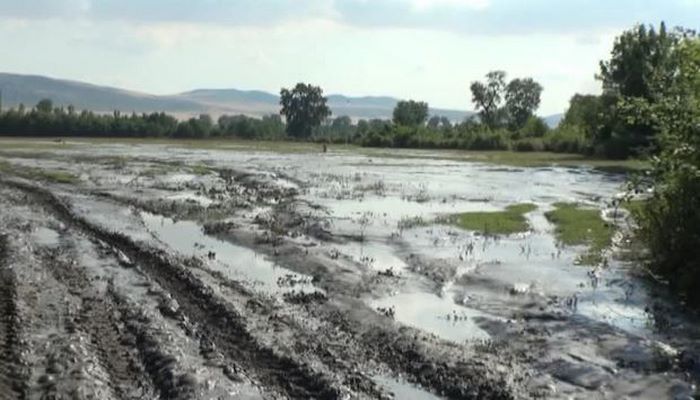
[0,137,646,171]
[545,202,614,265]
[443,203,537,235]
[0,160,79,184]
[361,148,647,171]
[189,164,214,175]
[620,199,646,218]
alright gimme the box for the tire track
[42,245,189,400]
[0,233,29,400]
[2,178,346,399]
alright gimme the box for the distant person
[322,143,327,153]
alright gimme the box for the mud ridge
[0,233,29,399]
[39,246,159,399]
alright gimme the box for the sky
[0,0,698,115]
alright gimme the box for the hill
[0,73,473,121]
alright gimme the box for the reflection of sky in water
[26,143,653,338]
[372,291,493,342]
[142,212,318,295]
[332,241,407,272]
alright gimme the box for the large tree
[505,78,543,130]
[470,70,507,129]
[280,83,331,138]
[598,22,677,100]
[595,22,682,155]
[632,34,700,306]
[393,100,428,126]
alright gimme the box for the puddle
[371,290,492,342]
[333,241,407,272]
[576,298,651,335]
[141,212,319,295]
[374,375,443,400]
[70,195,155,243]
[32,227,60,247]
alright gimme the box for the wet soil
[0,142,698,399]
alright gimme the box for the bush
[512,137,545,152]
[542,125,592,154]
[519,116,549,138]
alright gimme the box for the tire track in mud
[0,233,29,399]
[2,179,346,399]
[40,247,160,399]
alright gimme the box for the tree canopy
[598,22,677,100]
[505,78,543,130]
[470,71,542,130]
[632,34,700,306]
[392,100,429,126]
[470,71,506,129]
[279,83,332,138]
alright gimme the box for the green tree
[427,116,441,129]
[505,78,543,130]
[280,83,331,138]
[36,99,53,114]
[392,100,428,126]
[632,35,700,306]
[598,22,677,99]
[519,116,549,138]
[596,22,680,154]
[470,71,506,129]
[561,94,604,138]
[427,115,452,130]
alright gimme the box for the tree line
[0,22,694,165]
[0,21,698,307]
[0,100,288,139]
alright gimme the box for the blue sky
[0,0,698,114]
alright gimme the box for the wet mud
[0,142,698,399]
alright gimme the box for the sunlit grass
[189,164,215,175]
[443,203,537,235]
[545,202,613,265]
[0,160,79,184]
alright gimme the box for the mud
[0,142,699,399]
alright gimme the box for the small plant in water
[376,306,395,319]
[396,215,425,236]
[358,211,373,241]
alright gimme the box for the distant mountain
[544,113,564,128]
[0,73,204,114]
[177,88,473,121]
[0,73,473,121]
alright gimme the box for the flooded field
[0,139,698,399]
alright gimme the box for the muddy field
[0,139,698,399]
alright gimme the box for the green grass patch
[0,160,79,184]
[189,164,214,175]
[620,199,646,218]
[443,203,537,235]
[545,202,613,265]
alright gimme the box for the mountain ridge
[0,72,561,124]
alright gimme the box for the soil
[0,142,698,399]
